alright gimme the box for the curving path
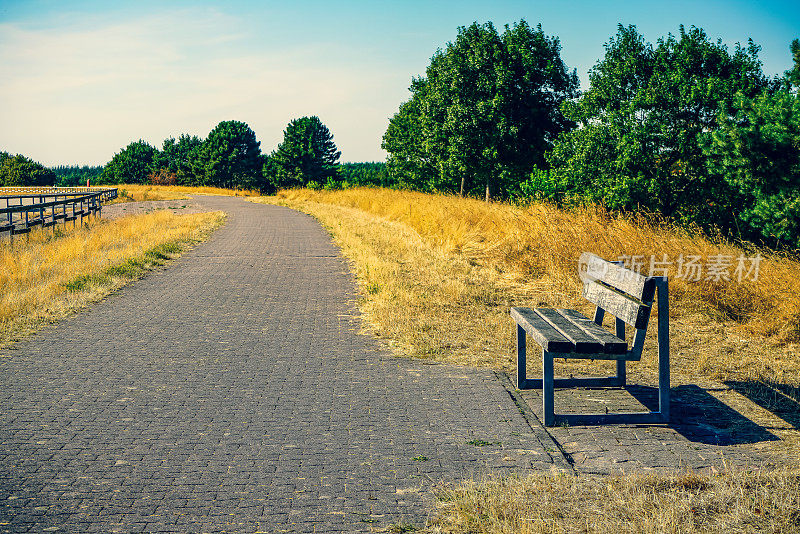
[1,197,563,533]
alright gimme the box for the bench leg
[614,318,626,386]
[516,324,527,389]
[542,350,555,426]
[616,360,626,385]
[657,280,670,422]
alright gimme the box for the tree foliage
[517,25,800,250]
[532,25,773,229]
[97,121,264,190]
[267,116,341,190]
[703,87,800,248]
[787,38,800,88]
[383,20,579,199]
[0,152,55,187]
[337,162,391,187]
[51,164,103,187]
[382,80,443,192]
[158,134,203,186]
[100,140,159,184]
[194,121,262,190]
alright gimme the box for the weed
[411,455,429,462]
[387,522,419,533]
[467,439,499,447]
[64,274,110,292]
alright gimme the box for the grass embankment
[0,210,225,347]
[113,184,259,203]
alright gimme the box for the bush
[148,169,178,186]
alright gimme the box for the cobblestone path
[1,197,564,533]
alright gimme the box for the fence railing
[0,186,117,202]
[0,187,118,242]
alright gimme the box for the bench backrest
[578,252,664,362]
[579,252,656,328]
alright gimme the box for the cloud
[0,7,407,164]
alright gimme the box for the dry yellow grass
[257,188,800,391]
[422,470,800,533]
[0,210,225,346]
[114,184,260,203]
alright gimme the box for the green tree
[267,116,341,189]
[703,88,800,248]
[51,164,104,187]
[159,134,204,185]
[0,152,56,186]
[337,162,391,188]
[100,140,159,184]
[194,121,262,189]
[383,20,579,200]
[536,25,772,228]
[382,80,442,191]
[787,38,800,88]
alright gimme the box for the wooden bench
[511,252,669,426]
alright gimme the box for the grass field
[255,187,800,533]
[0,209,225,347]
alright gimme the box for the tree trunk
[460,174,466,197]
[485,176,491,202]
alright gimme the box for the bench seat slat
[556,309,628,354]
[534,308,603,353]
[511,307,574,353]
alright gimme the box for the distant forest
[2,21,799,250]
[51,165,104,187]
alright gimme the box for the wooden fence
[0,187,118,242]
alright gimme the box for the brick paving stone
[1,197,564,533]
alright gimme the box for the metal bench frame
[512,256,670,426]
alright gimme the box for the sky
[0,0,798,166]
